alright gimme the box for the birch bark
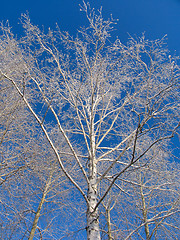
[87,110,101,240]
[28,172,53,240]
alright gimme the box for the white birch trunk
[106,209,113,240]
[28,173,52,240]
[140,184,150,239]
[87,167,100,240]
[86,113,101,240]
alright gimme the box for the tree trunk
[28,174,52,240]
[86,118,101,240]
[86,168,100,240]
[106,208,113,240]
[140,183,150,240]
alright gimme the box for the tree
[99,152,180,239]
[0,2,179,239]
[0,80,71,239]
[0,115,72,239]
[124,158,180,240]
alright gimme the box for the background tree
[0,80,73,239]
[99,149,180,239]
[0,2,179,239]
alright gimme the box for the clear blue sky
[1,0,180,55]
[0,1,179,238]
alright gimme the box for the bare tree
[99,151,180,239]
[0,2,179,239]
[125,159,180,240]
[0,83,71,239]
[0,128,71,240]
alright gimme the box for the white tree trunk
[140,182,150,239]
[28,173,52,240]
[87,117,101,240]
[87,166,100,240]
[106,209,113,240]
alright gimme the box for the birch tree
[0,127,71,240]
[99,152,180,239]
[0,2,179,239]
[125,159,180,240]
[0,82,71,239]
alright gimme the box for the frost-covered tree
[99,153,180,239]
[0,100,70,239]
[0,2,179,239]
[0,80,71,239]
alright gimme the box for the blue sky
[1,0,180,55]
[0,1,179,239]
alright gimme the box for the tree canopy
[0,2,180,239]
